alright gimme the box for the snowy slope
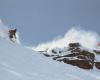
[1,34,100,80]
[0,21,100,80]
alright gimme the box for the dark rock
[52,49,57,54]
[94,50,100,54]
[43,54,52,57]
[63,58,93,69]
[42,42,99,70]
[95,62,100,69]
[69,43,80,48]
[52,43,95,69]
[53,55,61,60]
[77,55,87,59]
[59,51,62,53]
[80,50,95,62]
[73,48,81,53]
[54,50,95,62]
[68,47,75,51]
[68,43,81,54]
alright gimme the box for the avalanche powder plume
[32,28,100,51]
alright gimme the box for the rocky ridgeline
[38,43,100,70]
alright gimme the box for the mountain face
[0,21,100,80]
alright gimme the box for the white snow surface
[0,31,100,80]
[0,20,100,80]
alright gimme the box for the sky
[0,0,100,46]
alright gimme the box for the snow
[0,20,100,80]
[33,28,99,51]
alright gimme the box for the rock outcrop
[53,43,95,69]
[39,42,100,70]
[63,58,93,69]
[95,62,100,69]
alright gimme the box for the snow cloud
[32,28,99,51]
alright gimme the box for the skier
[8,28,17,41]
